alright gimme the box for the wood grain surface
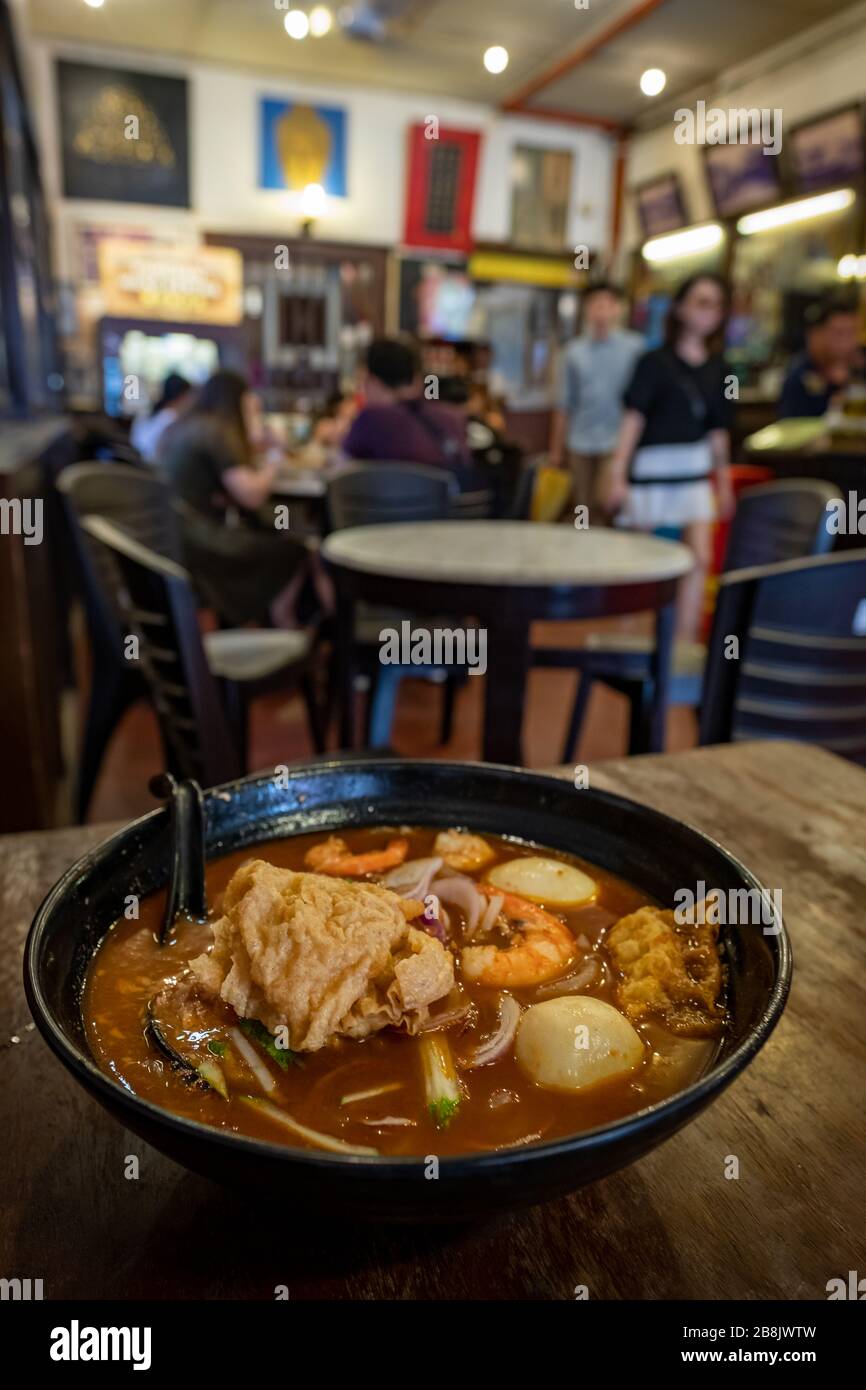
[2,741,864,1301]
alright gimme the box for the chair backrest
[700,549,866,764]
[450,487,496,520]
[722,478,837,573]
[57,461,180,558]
[326,463,454,531]
[79,515,244,788]
[508,461,538,521]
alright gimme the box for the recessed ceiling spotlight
[640,68,666,97]
[284,10,310,40]
[83,0,106,9]
[484,46,509,75]
[310,6,333,36]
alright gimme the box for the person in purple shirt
[343,339,478,489]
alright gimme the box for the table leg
[335,588,357,750]
[647,598,676,753]
[482,615,531,765]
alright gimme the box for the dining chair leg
[335,588,357,750]
[647,598,676,753]
[367,666,404,749]
[440,668,465,745]
[75,668,143,821]
[627,680,652,755]
[561,672,594,764]
[483,615,531,764]
[300,672,327,754]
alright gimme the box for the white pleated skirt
[614,441,716,530]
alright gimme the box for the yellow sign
[468,250,583,288]
[98,240,243,325]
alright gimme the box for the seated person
[158,370,310,628]
[778,299,862,419]
[342,338,477,488]
[131,373,192,463]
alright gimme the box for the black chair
[544,479,839,760]
[59,464,323,813]
[78,514,326,789]
[325,463,454,531]
[450,487,496,519]
[324,463,465,748]
[700,549,866,765]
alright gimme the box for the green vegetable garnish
[207,1040,227,1057]
[238,1018,301,1069]
[428,1096,460,1130]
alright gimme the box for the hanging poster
[57,60,189,207]
[259,97,347,195]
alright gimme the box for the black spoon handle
[149,774,207,943]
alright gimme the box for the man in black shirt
[778,301,861,419]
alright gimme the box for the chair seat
[203,628,311,682]
[580,631,707,680]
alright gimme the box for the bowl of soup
[24,759,791,1220]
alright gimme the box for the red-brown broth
[83,828,720,1156]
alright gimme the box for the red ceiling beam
[504,103,628,136]
[501,0,671,112]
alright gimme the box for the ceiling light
[640,68,666,97]
[642,223,724,263]
[83,0,106,8]
[284,10,310,39]
[310,6,333,35]
[738,188,855,235]
[301,183,326,218]
[484,46,509,75]
[838,254,866,280]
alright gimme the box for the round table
[322,521,694,763]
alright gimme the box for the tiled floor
[85,618,697,824]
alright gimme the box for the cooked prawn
[460,885,575,988]
[434,830,495,873]
[304,835,409,878]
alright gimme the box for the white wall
[623,2,866,251]
[24,37,615,280]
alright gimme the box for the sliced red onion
[418,915,447,943]
[533,957,599,999]
[415,997,474,1033]
[478,891,504,938]
[382,856,443,900]
[434,874,484,934]
[459,992,521,1070]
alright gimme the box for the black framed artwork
[788,105,865,194]
[57,60,189,207]
[703,142,782,219]
[633,174,687,237]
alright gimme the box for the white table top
[322,521,694,588]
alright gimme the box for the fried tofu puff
[606,905,724,1037]
[190,860,454,1051]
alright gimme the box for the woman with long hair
[159,370,310,627]
[599,274,735,641]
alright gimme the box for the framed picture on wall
[57,60,189,206]
[633,173,688,237]
[704,142,782,218]
[403,124,481,252]
[510,145,574,250]
[259,98,347,195]
[788,105,865,194]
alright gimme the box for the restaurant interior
[2,0,866,1316]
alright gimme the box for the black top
[624,347,733,448]
[778,353,833,419]
[160,416,253,525]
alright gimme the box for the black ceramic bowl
[25,759,791,1221]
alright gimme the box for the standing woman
[599,275,735,641]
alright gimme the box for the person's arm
[598,409,645,514]
[550,351,576,468]
[221,459,279,511]
[549,410,568,468]
[709,428,734,520]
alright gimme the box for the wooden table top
[322,521,694,588]
[3,740,863,1300]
